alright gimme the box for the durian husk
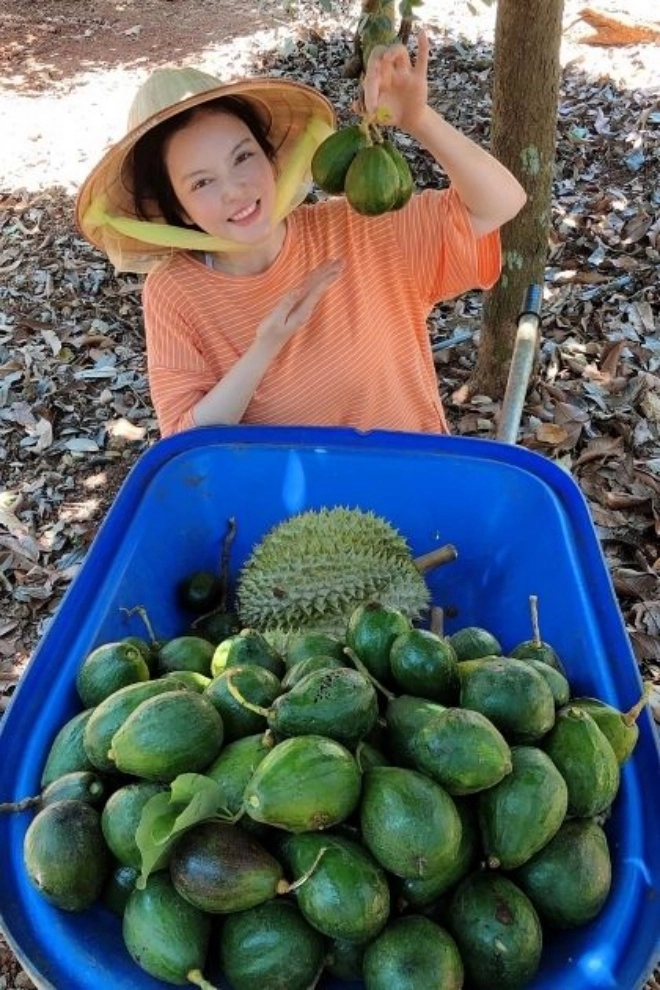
[236,507,431,645]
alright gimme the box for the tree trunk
[470,0,564,399]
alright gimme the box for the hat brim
[75,76,335,265]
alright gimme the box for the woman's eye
[191,177,212,192]
[235,150,255,165]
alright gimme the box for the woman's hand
[256,258,344,347]
[362,30,430,134]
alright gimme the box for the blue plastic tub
[1,426,658,990]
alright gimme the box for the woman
[76,31,526,437]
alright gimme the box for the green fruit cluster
[19,555,645,990]
[311,124,414,216]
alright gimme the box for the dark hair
[130,96,277,227]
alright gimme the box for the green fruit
[243,734,361,832]
[160,670,211,693]
[109,691,224,781]
[102,863,139,916]
[236,507,430,639]
[542,706,620,816]
[40,770,107,809]
[384,694,446,767]
[205,733,276,818]
[396,798,480,909]
[346,602,411,685]
[360,766,462,879]
[204,664,281,741]
[101,781,168,869]
[178,569,224,613]
[389,628,459,702]
[510,637,565,672]
[326,938,366,980]
[477,745,568,869]
[311,124,369,195]
[123,872,211,984]
[211,629,284,679]
[569,694,645,764]
[279,831,390,942]
[83,678,185,773]
[513,818,612,928]
[268,666,378,748]
[156,635,215,677]
[460,656,556,743]
[448,872,543,990]
[190,607,241,644]
[449,625,503,661]
[170,820,287,913]
[40,708,95,787]
[284,631,346,668]
[219,899,326,990]
[363,915,464,990]
[280,653,345,688]
[23,799,110,911]
[524,658,570,707]
[380,139,414,210]
[411,706,512,795]
[76,640,150,708]
[344,144,401,216]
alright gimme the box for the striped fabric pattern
[143,187,501,437]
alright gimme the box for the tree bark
[469,0,564,399]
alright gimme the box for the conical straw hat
[75,68,335,272]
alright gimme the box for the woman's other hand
[257,258,344,347]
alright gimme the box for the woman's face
[164,108,278,245]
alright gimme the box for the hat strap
[83,116,334,255]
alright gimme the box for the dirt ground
[1,0,659,986]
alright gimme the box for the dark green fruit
[449,625,502,661]
[412,706,512,795]
[460,657,556,743]
[123,872,211,984]
[380,139,414,210]
[211,629,284,679]
[346,602,411,685]
[170,820,287,913]
[23,799,111,911]
[344,144,402,216]
[76,640,150,708]
[178,570,224,614]
[311,125,368,195]
[513,819,612,928]
[363,915,464,990]
[389,628,459,703]
[40,708,95,787]
[542,706,620,816]
[156,636,215,677]
[448,872,543,990]
[219,899,326,990]
[204,664,281,741]
[360,766,462,879]
[478,745,568,869]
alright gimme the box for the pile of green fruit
[10,577,647,990]
[311,119,414,216]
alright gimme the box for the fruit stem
[218,516,237,610]
[623,682,652,726]
[187,969,219,990]
[358,118,374,145]
[413,543,458,574]
[120,605,158,645]
[529,594,542,647]
[286,846,329,893]
[430,606,444,637]
[224,671,270,718]
[343,647,395,702]
[0,795,41,814]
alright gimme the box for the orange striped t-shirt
[142,187,501,437]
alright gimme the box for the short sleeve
[392,187,502,304]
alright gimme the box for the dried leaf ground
[1,0,659,986]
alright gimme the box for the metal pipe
[497,284,543,444]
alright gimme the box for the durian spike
[413,544,458,574]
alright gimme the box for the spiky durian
[236,507,431,640]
